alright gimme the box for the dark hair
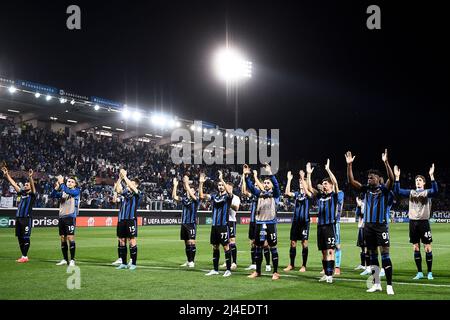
[415,175,426,183]
[322,177,333,184]
[367,169,381,177]
[132,178,141,186]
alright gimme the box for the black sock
[69,241,76,260]
[426,251,433,273]
[119,245,127,264]
[224,249,231,271]
[326,260,335,276]
[213,249,220,271]
[360,249,366,266]
[230,243,237,264]
[381,253,393,285]
[251,246,256,264]
[264,247,270,265]
[117,240,121,260]
[289,247,296,267]
[18,237,24,256]
[22,237,30,257]
[370,253,379,267]
[302,247,308,267]
[255,247,262,274]
[185,244,190,262]
[271,247,279,273]
[414,251,422,272]
[130,245,137,265]
[61,241,69,261]
[322,259,327,273]
[190,244,196,262]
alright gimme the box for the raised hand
[325,158,330,171]
[173,178,178,187]
[264,163,272,175]
[382,148,388,163]
[57,175,64,184]
[299,170,305,180]
[429,163,435,178]
[287,171,293,180]
[182,175,189,184]
[252,170,258,178]
[394,165,400,178]
[218,170,223,180]
[345,151,355,164]
[199,173,206,184]
[1,167,7,175]
[243,164,250,175]
[28,169,34,178]
[306,162,314,174]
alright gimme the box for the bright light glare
[8,86,17,93]
[132,111,141,121]
[213,47,252,82]
[35,92,41,98]
[46,95,52,101]
[122,108,130,119]
[94,104,100,111]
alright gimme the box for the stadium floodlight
[190,124,195,131]
[132,110,141,121]
[213,47,252,82]
[8,86,17,93]
[46,95,52,101]
[94,104,100,111]
[203,128,207,133]
[35,92,41,98]
[122,108,130,119]
[175,121,181,128]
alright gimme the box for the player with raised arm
[50,174,80,267]
[220,182,240,270]
[115,169,141,270]
[308,159,344,284]
[200,170,234,277]
[173,175,200,268]
[112,175,130,266]
[283,169,311,273]
[346,149,395,295]
[2,167,36,263]
[394,164,438,280]
[244,163,281,280]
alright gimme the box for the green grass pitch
[1,223,450,300]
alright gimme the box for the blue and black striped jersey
[317,191,344,225]
[118,188,141,221]
[16,190,36,218]
[293,192,311,222]
[181,194,199,224]
[361,184,394,224]
[210,192,233,226]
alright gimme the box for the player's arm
[198,173,210,201]
[50,175,64,198]
[427,163,439,197]
[264,164,281,198]
[243,165,261,197]
[1,167,20,192]
[299,170,313,198]
[306,162,318,196]
[218,170,233,196]
[114,176,123,194]
[325,158,339,192]
[172,178,181,201]
[345,151,363,190]
[241,173,252,197]
[182,175,198,201]
[253,170,265,190]
[285,171,295,197]
[120,169,139,194]
[28,169,36,194]
[393,165,411,197]
[382,148,395,190]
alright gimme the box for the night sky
[1,0,449,172]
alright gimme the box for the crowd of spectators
[1,119,449,213]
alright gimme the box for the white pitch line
[65,260,450,289]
